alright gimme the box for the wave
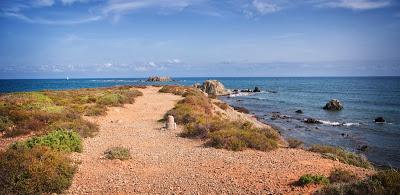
[318,120,360,127]
[229,92,253,97]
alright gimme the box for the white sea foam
[319,120,341,126]
[318,120,360,126]
[343,122,360,127]
[229,92,252,97]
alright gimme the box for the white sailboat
[66,76,69,80]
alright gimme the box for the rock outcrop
[374,117,385,123]
[304,118,322,124]
[253,87,261,92]
[200,80,230,96]
[146,76,172,82]
[323,99,343,111]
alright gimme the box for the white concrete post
[166,115,176,130]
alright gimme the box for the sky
[0,0,400,78]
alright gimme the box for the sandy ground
[67,86,372,194]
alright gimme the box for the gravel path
[67,86,371,194]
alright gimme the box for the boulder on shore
[323,99,343,111]
[200,80,230,96]
[146,76,172,82]
[253,87,261,92]
[374,117,385,123]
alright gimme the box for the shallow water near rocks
[1,77,399,168]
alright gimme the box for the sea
[0,77,399,168]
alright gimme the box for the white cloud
[2,12,102,24]
[60,0,89,5]
[167,59,181,63]
[148,61,157,67]
[33,0,55,7]
[316,0,390,10]
[252,0,281,14]
[102,0,195,16]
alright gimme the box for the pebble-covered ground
[67,86,372,194]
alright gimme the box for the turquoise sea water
[0,77,399,168]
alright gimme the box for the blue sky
[0,0,400,78]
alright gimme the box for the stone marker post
[166,115,176,130]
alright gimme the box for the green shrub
[318,169,400,195]
[299,174,330,186]
[97,94,124,106]
[329,169,357,183]
[287,137,304,148]
[104,147,131,160]
[309,145,372,169]
[0,116,14,132]
[0,146,76,194]
[51,119,99,138]
[84,104,108,116]
[13,130,82,153]
[161,85,280,152]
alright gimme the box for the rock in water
[201,80,230,96]
[323,99,343,111]
[374,117,385,123]
[295,110,303,114]
[304,118,322,124]
[146,76,172,82]
[253,87,261,92]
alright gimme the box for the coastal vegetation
[298,174,330,186]
[287,137,304,148]
[309,145,372,169]
[0,86,143,194]
[160,85,279,151]
[317,169,400,195]
[104,147,131,160]
[0,86,142,137]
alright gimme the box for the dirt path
[67,86,370,194]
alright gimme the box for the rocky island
[146,76,173,82]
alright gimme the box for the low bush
[160,86,280,152]
[329,169,357,183]
[318,169,400,195]
[97,94,125,106]
[13,130,82,153]
[232,106,250,114]
[287,137,304,148]
[104,147,131,160]
[0,146,76,194]
[0,86,142,137]
[298,174,330,186]
[214,102,229,110]
[159,85,188,95]
[309,145,372,169]
[51,119,99,138]
[84,104,107,116]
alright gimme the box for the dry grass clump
[317,169,400,195]
[159,85,189,95]
[0,86,142,137]
[298,174,330,186]
[309,145,372,169]
[160,86,280,152]
[214,101,229,110]
[328,169,357,183]
[104,147,131,160]
[287,137,304,148]
[0,146,76,194]
[232,106,250,114]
